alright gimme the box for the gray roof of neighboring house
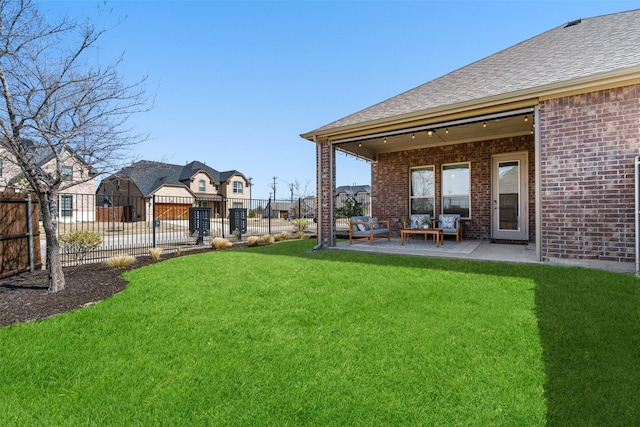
[336,185,371,195]
[105,160,243,197]
[307,9,640,134]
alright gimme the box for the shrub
[175,247,182,257]
[247,236,262,247]
[58,231,103,265]
[274,233,283,242]
[297,231,306,239]
[280,231,290,240]
[149,247,162,261]
[212,237,232,250]
[230,229,241,242]
[103,255,136,269]
[290,219,309,232]
[262,234,275,244]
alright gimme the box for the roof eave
[301,66,640,142]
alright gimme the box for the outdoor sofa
[349,216,390,245]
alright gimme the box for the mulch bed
[0,247,214,328]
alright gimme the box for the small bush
[262,234,275,245]
[274,233,283,242]
[176,247,183,257]
[212,237,232,250]
[149,248,162,261]
[103,255,136,269]
[290,219,309,232]
[59,231,103,265]
[280,231,290,240]
[247,236,262,247]
[230,229,241,243]
[297,231,305,239]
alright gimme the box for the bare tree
[0,0,148,291]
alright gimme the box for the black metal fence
[52,193,318,266]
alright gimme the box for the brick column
[316,140,336,247]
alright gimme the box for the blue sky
[41,0,639,199]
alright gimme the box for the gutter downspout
[535,105,542,262]
[634,156,640,276]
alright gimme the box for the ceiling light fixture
[483,121,487,128]
[524,115,529,122]
[427,130,434,137]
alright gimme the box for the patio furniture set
[349,214,462,247]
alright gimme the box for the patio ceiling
[333,109,535,161]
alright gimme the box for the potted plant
[422,217,430,229]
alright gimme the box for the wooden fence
[0,192,42,279]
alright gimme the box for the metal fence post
[152,194,157,248]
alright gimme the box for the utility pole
[271,176,277,201]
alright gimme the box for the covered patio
[302,10,640,274]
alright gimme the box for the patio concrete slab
[333,238,538,264]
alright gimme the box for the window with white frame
[198,179,206,192]
[60,195,73,217]
[61,165,73,181]
[442,163,470,218]
[410,166,435,216]
[233,181,243,194]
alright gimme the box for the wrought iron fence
[52,193,318,266]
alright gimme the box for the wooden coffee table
[400,228,443,247]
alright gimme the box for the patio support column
[534,104,542,261]
[316,137,336,247]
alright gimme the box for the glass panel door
[498,161,519,231]
[492,153,528,240]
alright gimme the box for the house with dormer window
[96,160,249,222]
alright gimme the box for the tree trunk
[39,191,65,292]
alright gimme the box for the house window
[198,179,206,192]
[60,195,73,217]
[61,165,73,181]
[442,163,470,218]
[410,166,435,216]
[233,181,243,194]
[232,202,243,209]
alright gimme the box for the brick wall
[317,141,335,247]
[372,135,535,241]
[539,84,640,264]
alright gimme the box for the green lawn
[1,239,639,426]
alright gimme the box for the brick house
[301,10,640,272]
[0,140,97,222]
[96,160,249,223]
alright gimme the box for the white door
[492,152,528,241]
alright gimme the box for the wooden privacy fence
[0,192,42,279]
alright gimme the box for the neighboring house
[0,140,97,222]
[302,9,640,272]
[96,160,249,223]
[335,185,371,211]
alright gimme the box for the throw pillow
[357,223,367,232]
[372,218,379,229]
[441,215,456,229]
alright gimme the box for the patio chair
[435,214,462,242]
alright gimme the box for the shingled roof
[304,9,640,137]
[107,160,243,197]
